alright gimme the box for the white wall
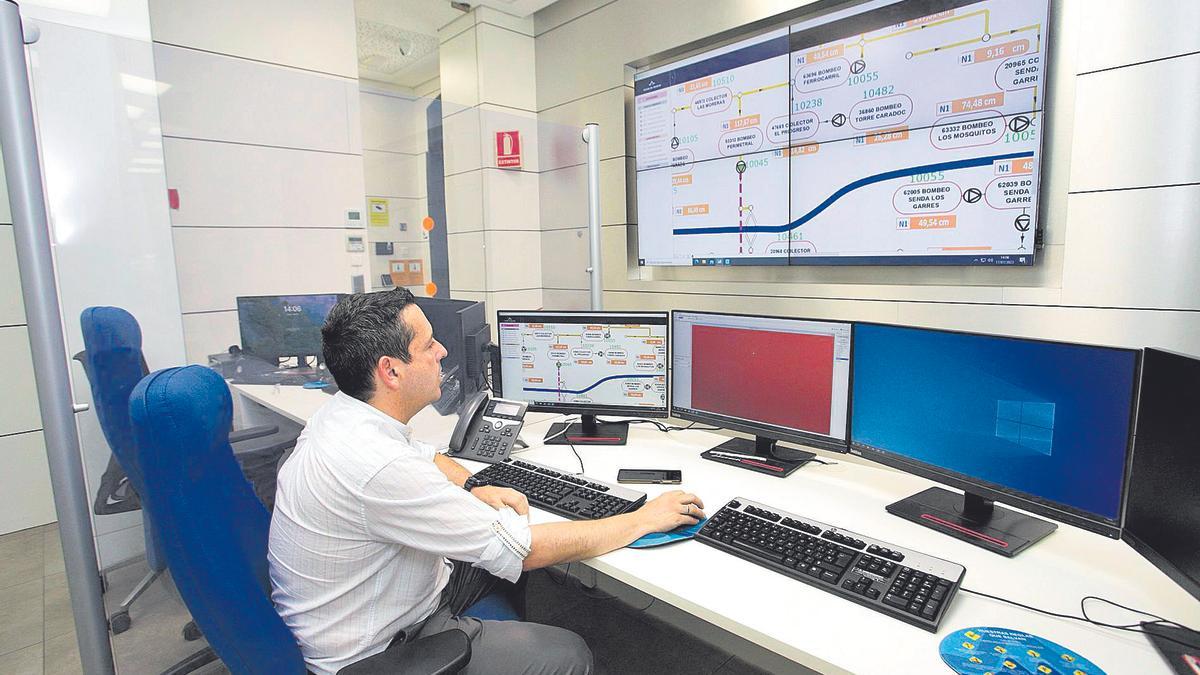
[530,0,1200,354]
[149,0,368,362]
[0,147,56,536]
[360,83,434,294]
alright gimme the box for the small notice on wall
[390,259,424,286]
[496,131,521,168]
[369,198,389,226]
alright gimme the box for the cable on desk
[599,417,721,433]
[960,587,1200,651]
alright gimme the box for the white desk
[230,384,1200,675]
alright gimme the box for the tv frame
[493,310,670,419]
[629,0,1056,268]
[848,320,1141,541]
[669,309,854,455]
[235,293,344,364]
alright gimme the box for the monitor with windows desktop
[495,311,669,445]
[850,322,1140,557]
[671,310,852,476]
[237,293,344,367]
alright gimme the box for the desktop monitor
[671,310,853,469]
[495,311,669,445]
[1124,348,1200,601]
[236,294,343,365]
[850,323,1140,557]
[413,297,490,414]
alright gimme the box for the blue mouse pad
[628,519,707,548]
[940,626,1105,675]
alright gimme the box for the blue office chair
[128,365,471,674]
[77,306,296,638]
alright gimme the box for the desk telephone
[448,392,528,463]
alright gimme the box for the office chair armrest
[227,425,278,444]
[336,629,471,675]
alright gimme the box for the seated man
[268,289,705,675]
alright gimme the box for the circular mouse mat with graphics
[939,626,1105,675]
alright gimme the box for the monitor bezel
[494,310,670,419]
[848,320,1141,540]
[1121,347,1200,602]
[669,309,854,454]
[235,293,344,361]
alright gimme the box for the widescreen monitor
[1124,348,1200,601]
[851,322,1139,556]
[236,294,343,364]
[496,311,668,445]
[671,310,852,468]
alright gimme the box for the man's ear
[377,355,403,391]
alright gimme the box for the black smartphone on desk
[617,469,682,484]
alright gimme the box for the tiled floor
[0,523,80,675]
[0,523,807,674]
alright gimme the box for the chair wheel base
[109,611,131,634]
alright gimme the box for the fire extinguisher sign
[495,130,521,168]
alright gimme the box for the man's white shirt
[268,392,532,675]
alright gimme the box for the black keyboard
[469,459,647,520]
[696,497,966,632]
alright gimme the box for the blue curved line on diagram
[524,373,658,395]
[671,151,1036,236]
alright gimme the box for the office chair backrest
[80,306,148,493]
[129,365,305,674]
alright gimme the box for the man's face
[398,305,448,407]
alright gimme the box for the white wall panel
[173,228,358,313]
[0,327,42,434]
[367,197,428,241]
[439,28,480,109]
[181,310,240,365]
[364,151,422,198]
[1075,1,1200,74]
[487,289,544,316]
[0,433,55,535]
[443,108,483,176]
[19,0,152,41]
[0,226,25,326]
[542,288,590,310]
[415,78,441,100]
[361,91,423,154]
[448,232,486,291]
[537,86,627,169]
[538,157,630,230]
[1069,53,1200,192]
[534,0,609,36]
[483,170,540,231]
[163,138,365,227]
[541,227,590,290]
[155,44,360,153]
[476,24,537,111]
[476,7,535,37]
[485,230,542,290]
[1061,186,1200,310]
[96,523,146,569]
[446,171,484,234]
[0,163,9,223]
[604,290,902,326]
[149,0,358,77]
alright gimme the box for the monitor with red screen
[672,311,852,452]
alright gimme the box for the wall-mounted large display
[634,0,1050,267]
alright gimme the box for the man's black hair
[321,288,418,402]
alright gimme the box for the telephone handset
[448,391,528,464]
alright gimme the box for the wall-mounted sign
[369,198,389,226]
[390,258,424,286]
[495,130,521,168]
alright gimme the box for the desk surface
[230,383,1200,675]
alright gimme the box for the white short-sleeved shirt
[268,392,531,675]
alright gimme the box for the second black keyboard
[696,497,966,632]
[468,458,647,520]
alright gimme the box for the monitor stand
[886,487,1057,557]
[544,414,628,446]
[700,435,816,478]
